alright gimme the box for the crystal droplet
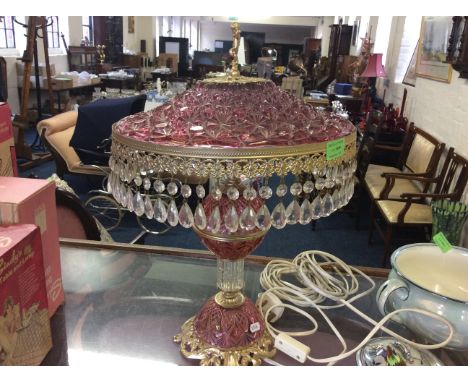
[299,199,312,225]
[167,182,178,196]
[194,203,207,230]
[239,205,256,231]
[178,202,194,228]
[134,175,142,187]
[133,192,145,216]
[271,202,287,229]
[117,183,124,205]
[310,196,322,220]
[224,204,239,233]
[153,179,165,193]
[286,199,301,224]
[332,189,340,210]
[259,185,273,199]
[276,184,288,197]
[255,204,271,231]
[321,193,334,217]
[290,182,302,196]
[153,198,168,223]
[106,177,113,193]
[143,177,151,190]
[144,194,154,219]
[181,184,192,198]
[167,199,179,226]
[207,205,221,233]
[347,181,355,202]
[303,180,314,194]
[126,188,134,212]
[196,184,206,199]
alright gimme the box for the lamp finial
[229,22,241,77]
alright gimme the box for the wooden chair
[346,134,376,229]
[364,123,445,203]
[368,148,468,266]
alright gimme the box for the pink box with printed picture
[0,177,64,317]
[0,224,52,365]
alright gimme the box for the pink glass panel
[114,81,354,148]
[194,296,265,348]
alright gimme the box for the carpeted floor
[18,127,427,268]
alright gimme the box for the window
[0,16,16,49]
[374,16,393,63]
[395,16,422,83]
[47,16,60,48]
[82,16,93,45]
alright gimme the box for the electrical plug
[256,292,285,323]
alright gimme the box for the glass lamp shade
[360,53,387,78]
[109,75,357,365]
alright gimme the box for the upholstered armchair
[364,123,445,202]
[368,148,468,266]
[37,111,105,178]
[37,95,147,178]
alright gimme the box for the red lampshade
[360,53,387,78]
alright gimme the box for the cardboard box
[0,178,64,317]
[158,53,178,74]
[0,103,18,177]
[43,77,73,90]
[17,75,45,89]
[0,224,53,365]
[16,62,56,77]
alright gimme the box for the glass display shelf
[42,239,467,366]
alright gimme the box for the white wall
[68,16,83,46]
[315,16,335,56]
[123,16,155,58]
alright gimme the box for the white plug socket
[257,293,285,323]
[274,333,310,363]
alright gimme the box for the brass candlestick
[96,45,106,64]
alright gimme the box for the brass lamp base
[174,317,276,366]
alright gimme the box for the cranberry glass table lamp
[108,22,356,365]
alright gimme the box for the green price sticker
[326,138,345,161]
[433,232,453,253]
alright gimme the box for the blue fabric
[70,95,146,165]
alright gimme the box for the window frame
[47,16,60,49]
[82,16,93,46]
[0,16,16,49]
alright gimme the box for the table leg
[57,92,62,112]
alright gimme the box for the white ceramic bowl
[376,243,468,350]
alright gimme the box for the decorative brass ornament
[174,317,276,366]
[214,291,245,309]
[111,131,356,179]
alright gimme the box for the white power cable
[258,250,454,366]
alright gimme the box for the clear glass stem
[217,258,244,293]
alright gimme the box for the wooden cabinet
[328,24,353,57]
[68,46,99,73]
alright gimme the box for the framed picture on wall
[128,16,135,34]
[416,16,452,83]
[403,41,418,87]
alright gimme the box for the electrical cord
[258,250,454,366]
